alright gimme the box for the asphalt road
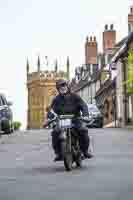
[0,128,133,200]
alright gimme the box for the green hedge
[13,121,22,130]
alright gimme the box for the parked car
[0,93,14,134]
[87,104,103,128]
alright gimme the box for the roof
[71,66,110,93]
[115,36,128,48]
[112,31,133,62]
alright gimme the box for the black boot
[83,151,93,159]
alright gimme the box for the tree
[127,49,133,94]
[126,49,133,122]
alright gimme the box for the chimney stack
[103,24,116,53]
[85,36,98,65]
[131,7,133,14]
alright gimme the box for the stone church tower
[26,56,70,129]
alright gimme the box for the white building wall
[81,88,84,100]
[77,90,81,97]
[96,80,100,93]
[116,61,125,127]
[88,85,91,103]
[85,86,89,103]
[91,83,96,103]
[128,96,133,119]
[80,87,88,103]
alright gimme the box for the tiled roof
[71,66,109,93]
[112,32,133,62]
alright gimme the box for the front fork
[59,128,72,153]
[66,128,71,153]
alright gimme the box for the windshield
[87,104,99,112]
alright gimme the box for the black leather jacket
[49,92,89,117]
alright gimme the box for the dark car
[87,104,103,128]
[0,93,14,134]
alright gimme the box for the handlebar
[43,115,91,128]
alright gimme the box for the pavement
[104,120,133,129]
[0,128,133,200]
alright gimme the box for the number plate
[59,119,72,128]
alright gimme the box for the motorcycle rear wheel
[75,153,82,168]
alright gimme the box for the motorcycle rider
[43,79,93,161]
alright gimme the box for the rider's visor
[59,83,67,88]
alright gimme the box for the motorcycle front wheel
[64,153,72,171]
[60,141,72,171]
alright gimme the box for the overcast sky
[0,0,131,129]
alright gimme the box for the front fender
[59,130,66,140]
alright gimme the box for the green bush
[13,121,22,130]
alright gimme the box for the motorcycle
[45,114,93,171]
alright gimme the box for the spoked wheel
[64,153,72,171]
[60,141,73,171]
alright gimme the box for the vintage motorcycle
[45,114,94,171]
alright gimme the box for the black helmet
[56,79,68,90]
